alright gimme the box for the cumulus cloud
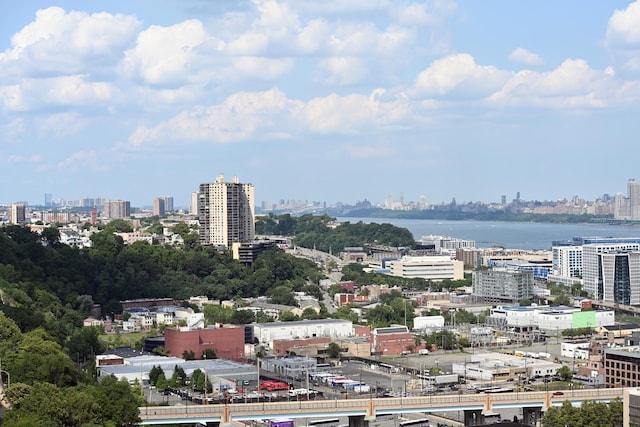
[605,0,640,71]
[410,53,512,99]
[509,48,544,66]
[316,56,368,86]
[122,20,216,86]
[489,59,617,108]
[0,7,141,78]
[392,1,457,26]
[128,88,303,146]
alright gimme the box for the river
[337,217,640,250]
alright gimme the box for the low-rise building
[164,326,245,361]
[253,319,353,350]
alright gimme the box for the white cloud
[0,7,141,78]
[509,48,544,66]
[316,56,367,86]
[489,59,616,108]
[606,1,640,72]
[56,150,108,172]
[122,20,215,86]
[36,112,88,139]
[128,88,303,146]
[0,118,26,144]
[0,85,25,111]
[7,154,43,164]
[410,53,512,99]
[392,1,457,27]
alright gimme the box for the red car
[552,391,564,397]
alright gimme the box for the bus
[475,386,513,394]
[269,420,294,427]
[399,418,430,427]
[308,419,339,427]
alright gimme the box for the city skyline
[1,1,640,207]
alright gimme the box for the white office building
[253,319,353,349]
[582,240,640,300]
[387,255,464,281]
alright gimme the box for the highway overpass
[139,387,626,426]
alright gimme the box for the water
[337,217,640,250]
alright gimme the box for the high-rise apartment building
[152,197,165,216]
[198,174,255,248]
[9,203,26,224]
[552,245,583,278]
[103,200,131,220]
[614,179,640,220]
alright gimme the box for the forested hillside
[255,213,416,252]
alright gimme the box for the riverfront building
[582,239,640,302]
[197,174,255,248]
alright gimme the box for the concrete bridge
[139,387,626,426]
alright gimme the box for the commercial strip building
[487,305,614,333]
[97,354,257,389]
[452,352,561,383]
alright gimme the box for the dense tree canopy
[542,399,622,427]
[255,213,415,253]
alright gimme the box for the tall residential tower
[197,174,255,248]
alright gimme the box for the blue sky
[1,0,640,208]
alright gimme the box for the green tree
[556,365,573,381]
[327,342,341,359]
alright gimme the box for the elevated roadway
[139,387,627,425]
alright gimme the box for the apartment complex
[9,203,26,224]
[102,199,131,219]
[197,175,255,248]
[472,268,534,302]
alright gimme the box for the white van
[419,349,430,355]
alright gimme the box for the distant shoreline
[334,208,637,226]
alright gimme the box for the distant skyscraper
[613,179,640,221]
[103,200,131,220]
[9,203,26,224]
[190,192,199,215]
[162,196,174,212]
[153,197,166,216]
[198,174,255,248]
[44,193,53,208]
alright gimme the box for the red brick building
[371,325,416,356]
[164,327,245,361]
[272,337,332,356]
